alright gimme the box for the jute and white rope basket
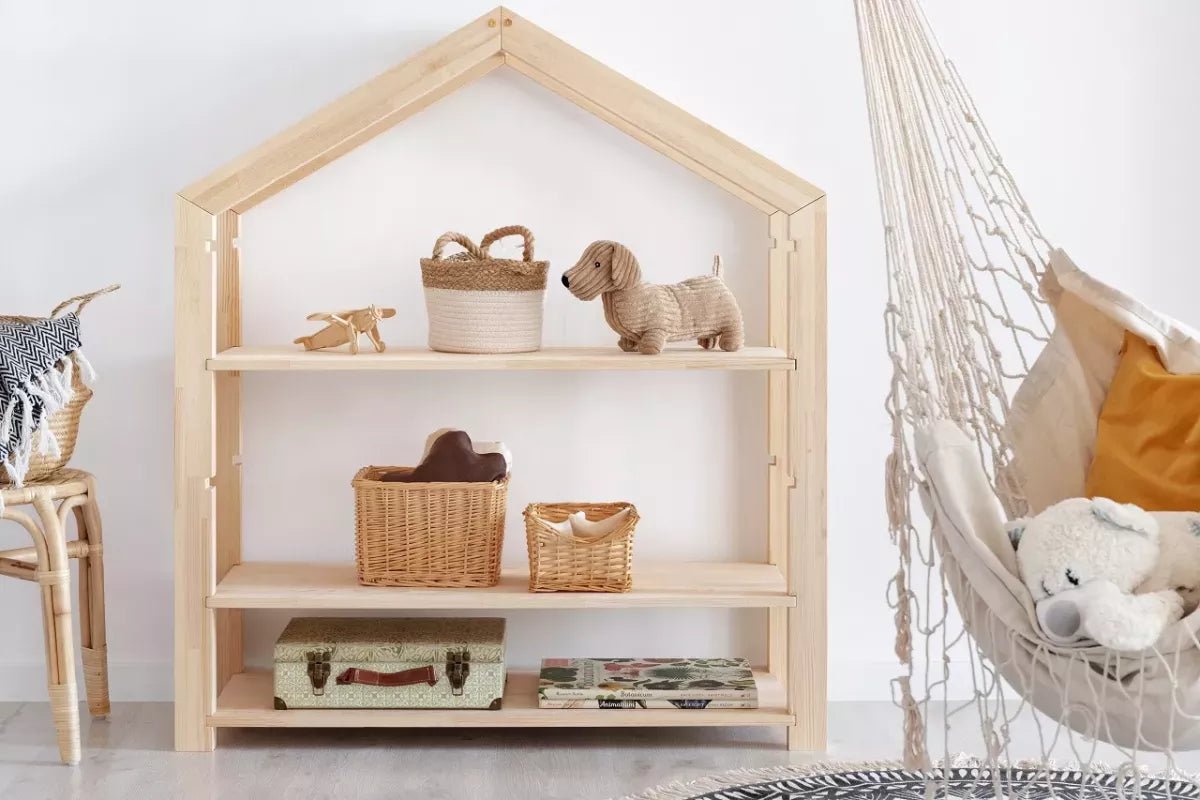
[420,225,548,354]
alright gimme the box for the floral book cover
[538,658,758,705]
[538,698,756,710]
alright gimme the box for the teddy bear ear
[1090,497,1157,537]
[1005,519,1028,550]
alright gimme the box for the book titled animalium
[538,658,758,707]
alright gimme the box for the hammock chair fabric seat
[918,251,1200,751]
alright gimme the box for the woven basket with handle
[353,466,508,588]
[524,502,638,592]
[420,225,548,354]
[0,285,118,484]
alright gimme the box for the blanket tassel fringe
[0,350,95,511]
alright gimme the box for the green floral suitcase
[273,617,506,710]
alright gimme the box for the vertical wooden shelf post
[174,196,218,751]
[766,212,793,695]
[214,211,244,694]
[786,197,828,750]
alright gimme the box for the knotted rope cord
[857,0,1047,774]
[850,0,1200,794]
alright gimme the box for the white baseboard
[0,659,978,703]
[0,661,171,702]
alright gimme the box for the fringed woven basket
[21,374,90,483]
[0,286,117,484]
[524,502,638,592]
[352,466,508,588]
[420,225,548,354]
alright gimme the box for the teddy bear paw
[1162,590,1186,624]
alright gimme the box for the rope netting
[855,0,1200,793]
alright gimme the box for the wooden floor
[2,702,1198,800]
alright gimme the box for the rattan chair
[0,469,109,765]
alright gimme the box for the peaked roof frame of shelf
[174,5,828,754]
[179,6,824,216]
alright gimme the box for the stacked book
[538,658,758,709]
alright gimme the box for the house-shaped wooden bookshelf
[175,7,826,752]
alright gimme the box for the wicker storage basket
[420,225,548,354]
[353,466,508,588]
[0,286,116,484]
[524,502,638,593]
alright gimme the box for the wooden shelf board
[209,562,796,610]
[210,669,792,728]
[207,345,794,372]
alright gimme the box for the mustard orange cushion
[1085,332,1200,511]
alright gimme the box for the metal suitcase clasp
[306,650,333,696]
[446,649,471,696]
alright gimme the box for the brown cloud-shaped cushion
[380,430,507,483]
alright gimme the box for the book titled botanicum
[538,658,758,708]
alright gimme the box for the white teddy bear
[1008,496,1200,652]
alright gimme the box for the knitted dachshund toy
[561,241,744,355]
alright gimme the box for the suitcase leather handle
[335,666,438,688]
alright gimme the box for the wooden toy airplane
[294,305,396,354]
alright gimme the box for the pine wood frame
[175,7,826,752]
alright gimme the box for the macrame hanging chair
[855,0,1200,774]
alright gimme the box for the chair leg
[75,479,110,719]
[33,494,81,766]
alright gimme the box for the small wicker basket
[352,466,508,588]
[524,502,638,593]
[420,225,548,354]
[0,286,117,484]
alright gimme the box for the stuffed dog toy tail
[561,241,744,355]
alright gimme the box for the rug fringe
[612,755,1200,800]
[612,760,905,800]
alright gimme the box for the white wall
[0,0,1197,703]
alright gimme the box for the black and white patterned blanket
[0,313,84,485]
